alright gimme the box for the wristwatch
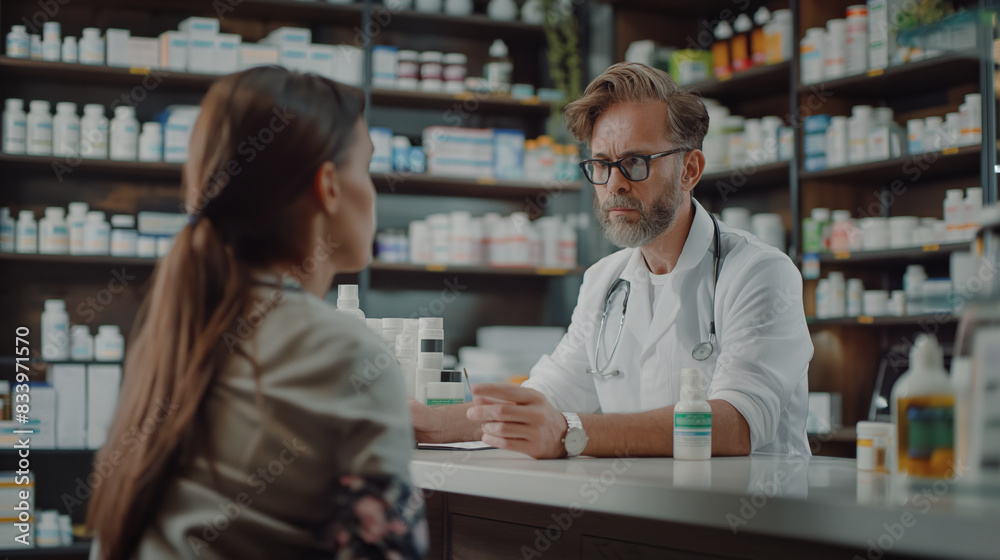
[561,412,589,458]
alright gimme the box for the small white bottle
[6,25,29,58]
[965,187,983,240]
[58,514,73,546]
[109,106,138,161]
[903,264,927,315]
[41,299,70,361]
[15,210,37,254]
[79,28,104,65]
[674,368,712,460]
[417,317,444,370]
[67,202,88,255]
[52,102,80,157]
[138,122,162,162]
[61,36,77,63]
[36,511,61,548]
[2,98,27,154]
[80,104,108,159]
[0,207,14,252]
[336,284,366,321]
[70,325,94,361]
[26,100,53,156]
[42,21,60,62]
[109,214,137,256]
[29,34,42,60]
[39,207,69,254]
[83,210,110,255]
[94,325,124,361]
[944,188,965,242]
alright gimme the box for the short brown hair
[564,62,709,150]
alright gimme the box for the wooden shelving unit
[688,61,792,103]
[799,145,982,184]
[807,313,957,328]
[797,50,980,97]
[814,242,971,265]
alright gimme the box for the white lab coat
[523,199,814,455]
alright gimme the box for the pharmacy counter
[409,449,1000,560]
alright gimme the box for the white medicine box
[50,364,87,449]
[127,37,159,69]
[159,31,188,71]
[87,364,122,449]
[215,33,242,74]
[179,16,220,38]
[264,26,311,47]
[105,28,131,68]
[187,36,218,74]
[308,44,336,79]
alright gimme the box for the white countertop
[410,449,1000,559]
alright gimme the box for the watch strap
[561,412,585,458]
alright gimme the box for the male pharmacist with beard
[411,62,813,459]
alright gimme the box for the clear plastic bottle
[80,104,108,159]
[15,210,37,254]
[336,284,366,321]
[39,207,68,254]
[484,39,512,94]
[109,105,138,161]
[52,101,80,157]
[674,368,712,460]
[41,299,70,361]
[6,25,29,58]
[890,334,955,478]
[26,100,52,156]
[2,98,27,154]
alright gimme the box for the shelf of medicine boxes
[687,61,792,104]
[814,241,972,265]
[0,154,581,199]
[0,57,556,116]
[798,144,982,184]
[795,49,980,97]
[600,0,751,16]
[696,160,790,194]
[806,313,957,328]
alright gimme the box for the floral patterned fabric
[325,474,428,560]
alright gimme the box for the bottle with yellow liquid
[891,334,955,478]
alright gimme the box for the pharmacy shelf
[687,61,792,102]
[0,56,217,90]
[806,313,957,327]
[370,262,585,277]
[367,6,546,43]
[0,542,91,557]
[0,252,158,267]
[815,242,971,265]
[369,172,582,199]
[696,160,790,195]
[798,145,981,184]
[0,449,96,456]
[797,50,980,97]
[370,88,553,115]
[0,153,183,180]
[601,0,748,15]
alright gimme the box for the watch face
[564,429,587,456]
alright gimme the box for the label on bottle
[426,398,463,407]
[674,412,712,447]
[896,395,955,478]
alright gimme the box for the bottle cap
[44,207,65,218]
[18,210,35,219]
[83,104,105,116]
[29,100,50,113]
[55,102,77,114]
[734,14,752,32]
[68,202,89,215]
[714,21,733,39]
[754,6,771,24]
[114,105,135,119]
[419,317,443,329]
[44,299,66,310]
[111,214,135,228]
[5,98,23,110]
[98,325,120,333]
[338,284,359,299]
[489,39,508,57]
[142,122,162,134]
[71,325,90,335]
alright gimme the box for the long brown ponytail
[86,67,364,560]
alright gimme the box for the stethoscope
[587,213,723,378]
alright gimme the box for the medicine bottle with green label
[674,368,712,460]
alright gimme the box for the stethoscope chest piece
[691,340,714,361]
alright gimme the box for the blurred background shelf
[370,87,553,114]
[807,314,956,327]
[688,61,792,103]
[370,173,582,198]
[798,145,981,183]
[369,262,585,277]
[0,153,184,180]
[697,160,790,191]
[797,50,980,97]
[815,242,972,264]
[0,253,158,267]
[0,542,92,557]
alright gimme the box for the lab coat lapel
[640,200,715,358]
[620,249,652,347]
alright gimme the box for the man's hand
[466,383,570,459]
[409,398,443,443]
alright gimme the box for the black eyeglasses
[579,148,689,185]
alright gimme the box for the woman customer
[87,67,425,560]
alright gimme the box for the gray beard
[595,185,683,248]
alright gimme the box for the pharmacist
[411,63,813,459]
